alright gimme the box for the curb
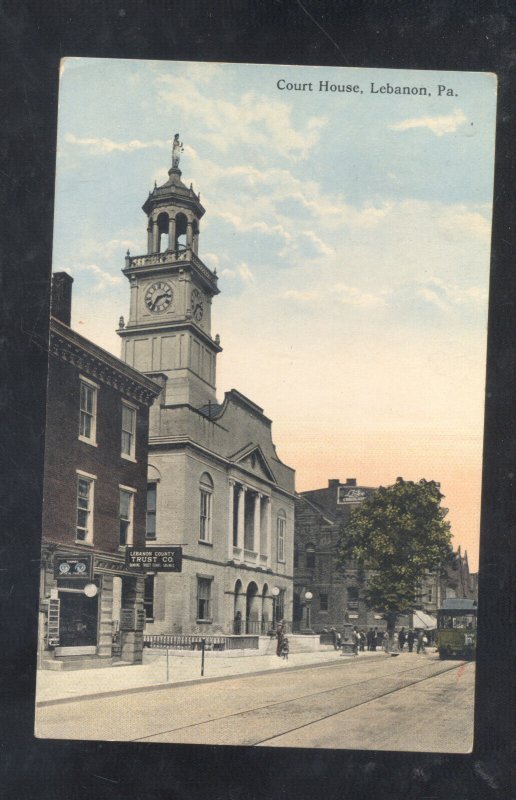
[36,653,387,708]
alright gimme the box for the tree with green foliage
[337,478,453,650]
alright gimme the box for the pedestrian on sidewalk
[359,629,366,651]
[371,627,378,651]
[351,626,360,656]
[416,629,427,654]
[398,627,406,651]
[276,619,285,657]
[366,628,374,651]
[407,629,415,652]
[280,637,289,660]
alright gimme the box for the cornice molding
[50,321,161,406]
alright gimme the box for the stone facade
[118,145,296,636]
[39,278,161,669]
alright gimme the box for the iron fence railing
[143,634,259,651]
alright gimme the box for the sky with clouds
[52,59,497,570]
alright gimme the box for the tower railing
[125,248,217,287]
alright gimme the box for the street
[35,653,475,752]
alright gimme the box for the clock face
[145,282,173,313]
[191,288,204,321]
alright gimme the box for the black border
[1,2,513,798]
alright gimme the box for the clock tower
[118,135,221,408]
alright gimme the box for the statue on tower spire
[172,133,184,168]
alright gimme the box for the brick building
[294,479,401,634]
[295,477,476,636]
[38,273,161,669]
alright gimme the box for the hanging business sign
[54,554,93,579]
[337,487,368,504]
[125,546,182,572]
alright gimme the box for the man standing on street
[407,629,415,653]
[351,626,360,656]
[276,619,285,657]
[416,629,427,654]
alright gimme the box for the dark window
[197,578,212,620]
[79,380,96,440]
[347,586,359,610]
[121,403,136,458]
[144,575,154,620]
[320,593,328,611]
[306,545,315,569]
[146,483,157,539]
[293,547,299,568]
[76,476,93,542]
[119,489,133,546]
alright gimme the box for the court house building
[117,138,296,636]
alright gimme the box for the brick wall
[42,353,151,552]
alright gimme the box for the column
[228,480,235,558]
[152,219,159,253]
[168,216,176,251]
[253,494,261,554]
[186,220,193,249]
[237,485,246,553]
[192,227,199,254]
[97,574,114,658]
[147,223,153,254]
[266,497,272,568]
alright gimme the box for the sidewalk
[36,648,388,706]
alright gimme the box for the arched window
[157,212,169,252]
[199,472,214,543]
[277,510,286,563]
[306,543,316,570]
[175,212,188,251]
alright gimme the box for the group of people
[329,625,430,655]
[275,620,429,660]
[398,627,429,653]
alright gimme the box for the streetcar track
[131,660,467,743]
[253,661,469,746]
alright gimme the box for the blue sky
[52,59,497,569]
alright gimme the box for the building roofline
[295,494,337,525]
[50,317,162,404]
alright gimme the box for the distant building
[295,477,474,635]
[294,479,404,633]
[117,142,296,636]
[39,273,161,669]
[416,545,478,621]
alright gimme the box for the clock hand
[152,292,169,310]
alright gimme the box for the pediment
[230,444,277,483]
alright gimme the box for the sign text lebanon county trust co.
[125,546,183,572]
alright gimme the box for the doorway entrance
[56,587,98,654]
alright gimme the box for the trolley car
[436,598,477,660]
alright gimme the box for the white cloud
[415,277,488,312]
[282,283,388,309]
[389,109,467,136]
[438,208,492,239]
[156,77,328,161]
[283,289,319,304]
[64,133,169,154]
[334,283,389,308]
[75,263,123,291]
[220,262,255,283]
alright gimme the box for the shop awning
[412,609,437,629]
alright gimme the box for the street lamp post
[304,591,313,632]
[272,586,280,627]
